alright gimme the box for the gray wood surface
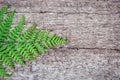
[0,0,120,80]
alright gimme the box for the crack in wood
[5,11,119,15]
[59,46,120,52]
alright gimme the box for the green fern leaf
[18,23,36,41]
[8,16,25,42]
[0,5,9,23]
[0,10,15,42]
[0,5,67,78]
[0,62,12,77]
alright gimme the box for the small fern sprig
[0,5,67,78]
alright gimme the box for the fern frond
[0,62,12,77]
[35,43,45,54]
[26,42,39,56]
[8,16,25,42]
[42,30,50,49]
[0,10,15,42]
[0,52,14,69]
[0,5,67,78]
[8,45,25,65]
[18,23,36,41]
[16,43,35,60]
[0,5,9,22]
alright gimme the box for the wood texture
[0,0,120,80]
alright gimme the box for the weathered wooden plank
[0,0,120,80]
[11,13,119,28]
[8,49,120,80]
[9,12,119,49]
[0,0,120,14]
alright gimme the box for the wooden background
[0,0,120,80]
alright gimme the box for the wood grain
[0,0,120,80]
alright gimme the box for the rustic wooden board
[0,0,120,80]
